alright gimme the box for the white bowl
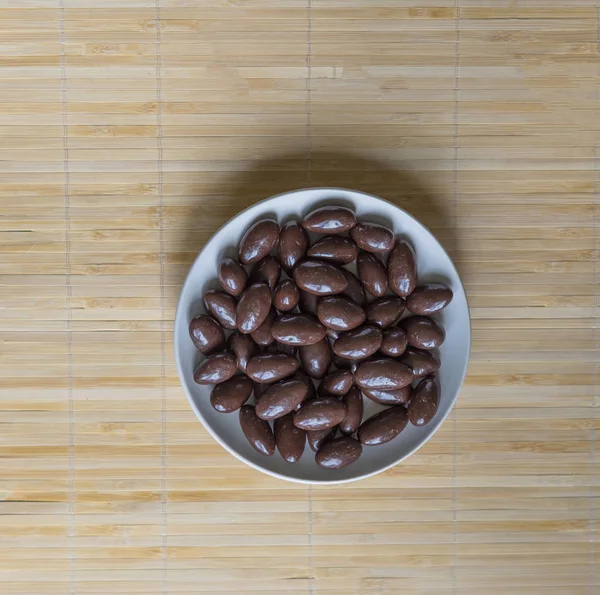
[174,188,470,484]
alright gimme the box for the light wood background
[1,1,599,593]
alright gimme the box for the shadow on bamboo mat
[177,150,459,288]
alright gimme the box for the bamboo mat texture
[0,0,599,593]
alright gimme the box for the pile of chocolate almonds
[189,206,452,470]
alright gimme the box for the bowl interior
[174,188,470,484]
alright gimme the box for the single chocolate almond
[236,283,272,334]
[333,325,382,360]
[408,376,439,426]
[293,260,348,296]
[302,206,356,234]
[317,296,366,332]
[194,352,237,385]
[218,258,248,296]
[273,279,300,312]
[358,407,409,446]
[239,219,279,265]
[350,222,395,254]
[388,240,417,297]
[293,397,347,431]
[402,316,446,350]
[271,313,327,346]
[316,436,362,469]
[279,221,309,271]
[246,353,300,384]
[256,378,309,420]
[357,251,388,297]
[366,296,405,329]
[210,376,253,413]
[407,283,453,315]
[339,386,364,435]
[189,315,226,354]
[380,327,408,358]
[239,405,275,455]
[299,338,332,379]
[321,369,353,396]
[275,413,306,463]
[307,235,358,264]
[204,290,237,330]
[354,358,413,391]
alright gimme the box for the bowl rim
[174,187,471,485]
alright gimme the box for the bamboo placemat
[1,1,598,593]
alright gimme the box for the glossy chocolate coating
[408,376,439,426]
[189,315,226,354]
[299,338,332,379]
[316,436,362,469]
[238,219,279,265]
[239,405,275,455]
[333,353,356,370]
[250,255,281,291]
[246,353,300,384]
[307,235,358,265]
[326,327,341,341]
[358,406,409,446]
[253,381,268,401]
[350,222,395,254]
[341,268,367,306]
[317,296,366,331]
[271,313,327,346]
[400,346,441,378]
[279,221,309,271]
[293,397,347,431]
[210,375,254,413]
[402,316,446,350]
[274,413,306,463]
[228,331,259,373]
[194,352,237,385]
[388,240,417,297]
[380,327,408,358]
[307,426,337,452]
[266,341,297,358]
[204,290,237,330]
[366,296,406,328]
[295,369,317,401]
[361,385,412,406]
[298,289,319,315]
[339,386,364,435]
[357,251,388,297]
[236,283,272,334]
[250,308,276,346]
[273,279,300,312]
[321,369,353,396]
[317,381,335,398]
[302,206,357,234]
[293,260,348,296]
[218,258,248,297]
[332,325,383,360]
[406,283,453,315]
[354,358,413,391]
[256,378,309,420]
